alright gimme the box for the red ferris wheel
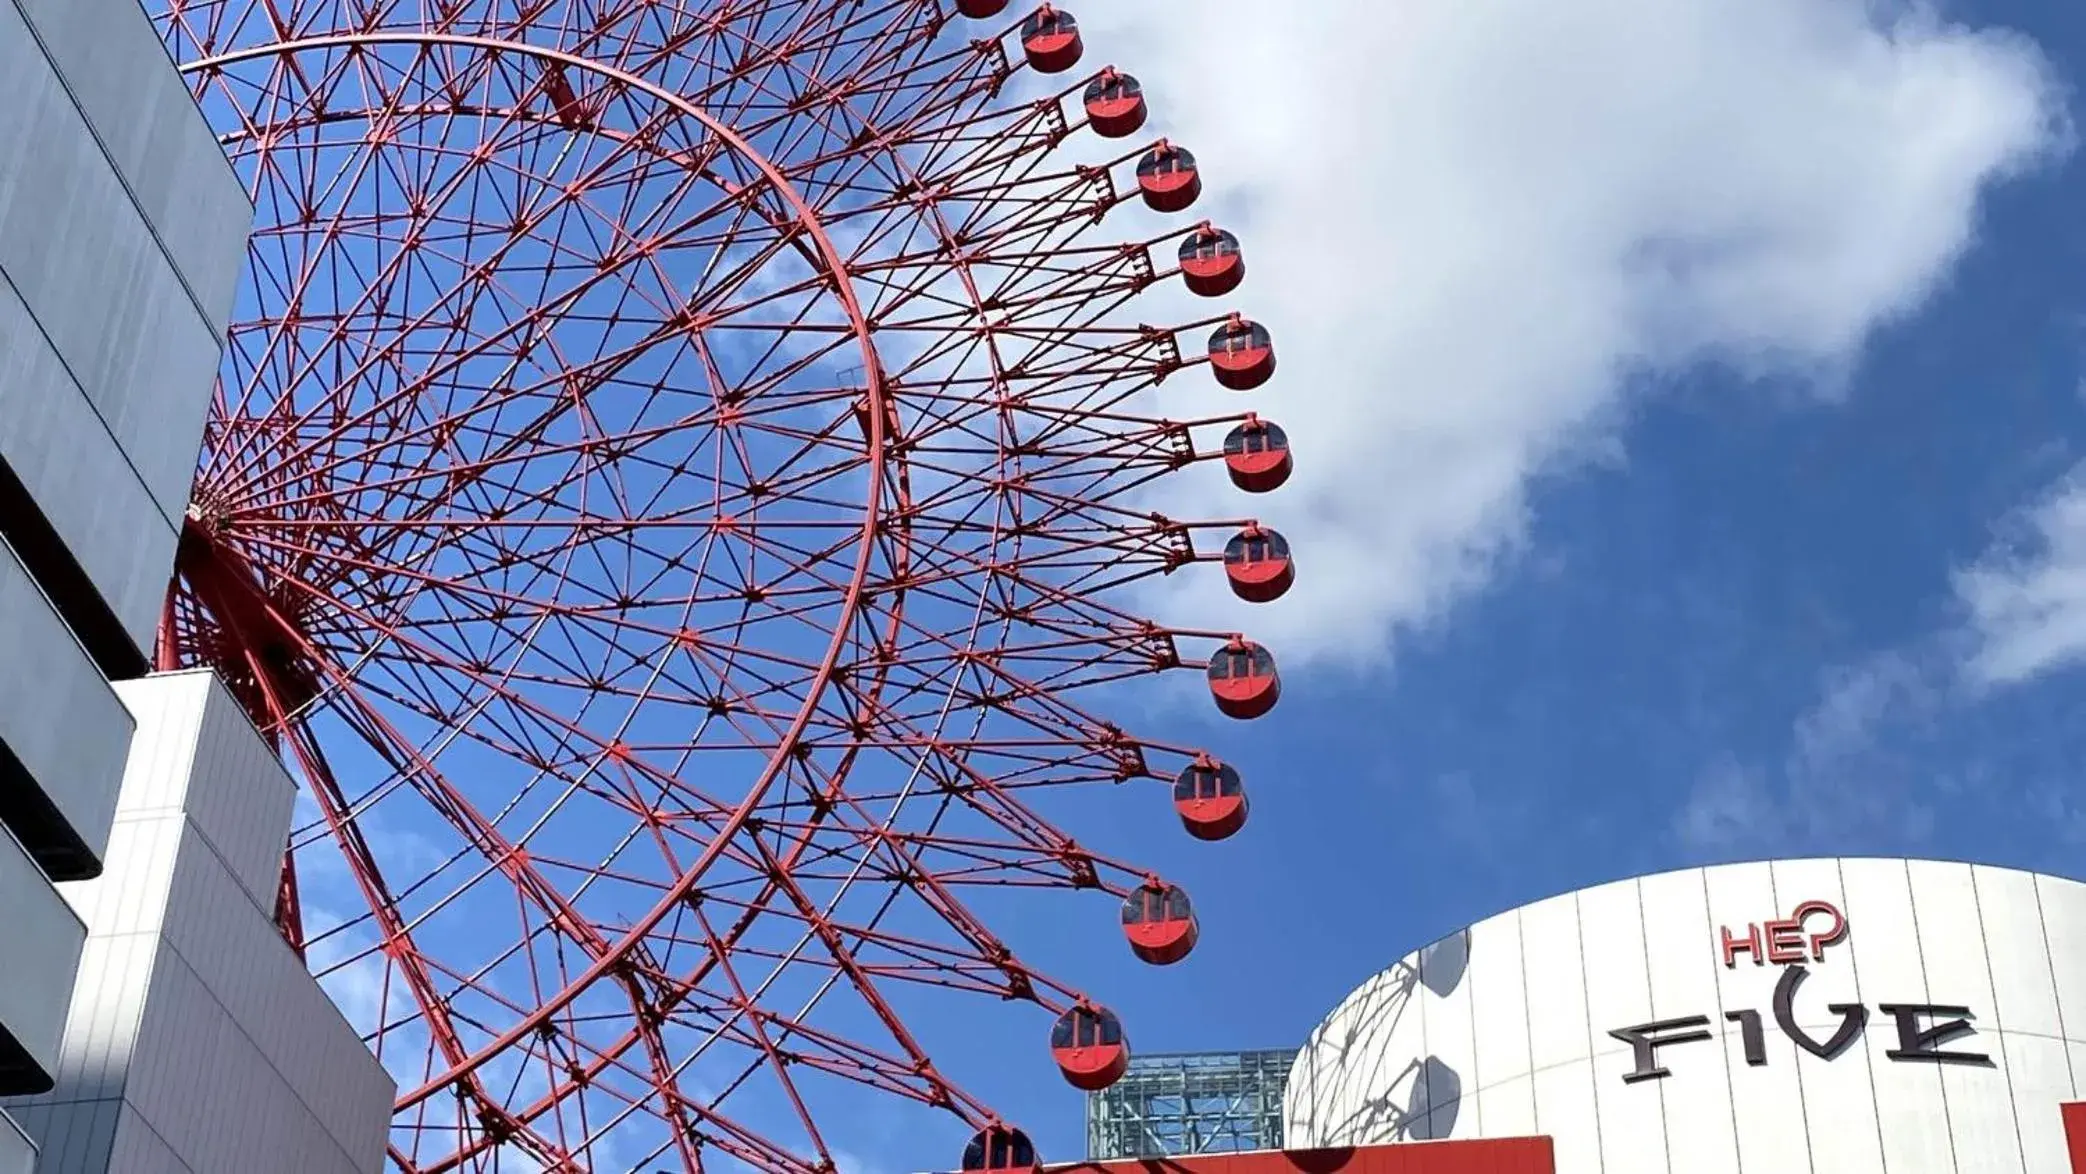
[151,1,1296,1171]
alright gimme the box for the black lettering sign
[1609,1017,1712,1084]
[1608,966,1988,1083]
[1877,1004,1991,1067]
[1724,1009,1767,1067]
[1771,964,1866,1060]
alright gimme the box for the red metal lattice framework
[149,1,1294,1170]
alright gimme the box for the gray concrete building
[0,0,252,675]
[1,0,247,1136]
[0,0,391,1169]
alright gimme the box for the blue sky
[850,1,2086,1170]
[224,2,2086,1171]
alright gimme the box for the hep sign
[1607,899,1991,1085]
[1719,898,1848,968]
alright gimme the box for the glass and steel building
[1085,1049,1295,1161]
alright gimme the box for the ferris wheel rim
[185,28,902,1112]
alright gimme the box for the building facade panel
[120,941,378,1174]
[3,671,394,1174]
[1463,904,1529,1126]
[0,126,220,523]
[111,673,290,908]
[1976,865,2064,1038]
[36,932,163,1100]
[1415,930,1478,1139]
[0,533,132,873]
[0,272,178,659]
[1516,892,1589,1075]
[12,0,250,333]
[0,823,87,1091]
[1760,858,1890,1174]
[1525,1063,1597,1168]
[2037,873,2086,1046]
[2008,1034,2074,1174]
[1288,857,2086,1174]
[0,1111,30,1174]
[154,815,395,1166]
[0,0,236,526]
[1844,859,1959,1171]
[0,0,250,1160]
[1471,1072,1533,1140]
[97,1106,186,1174]
[1920,860,2030,1167]
[1573,881,1664,1174]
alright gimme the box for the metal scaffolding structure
[1084,1049,1296,1160]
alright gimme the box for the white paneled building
[2,672,395,1173]
[1286,857,2086,1173]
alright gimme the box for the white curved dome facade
[1285,857,2086,1173]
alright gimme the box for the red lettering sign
[1718,899,1847,967]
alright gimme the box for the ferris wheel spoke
[209,79,872,510]
[297,703,756,1172]
[272,719,570,1168]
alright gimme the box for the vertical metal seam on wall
[1968,866,2031,1170]
[1631,875,1675,1174]
[1700,866,1747,1174]
[2032,874,2078,1098]
[1902,857,1962,1174]
[1838,857,1893,1173]
[1462,926,1482,1138]
[1516,904,1538,1136]
[1572,889,1608,1174]
[1768,862,1820,1174]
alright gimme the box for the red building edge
[1046,1099,2086,1173]
[1043,1139,1556,1174]
[1047,1101,2086,1173]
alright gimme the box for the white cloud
[1956,462,2086,685]
[1675,651,1942,852]
[1081,0,2064,664]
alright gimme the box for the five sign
[1608,899,1991,1085]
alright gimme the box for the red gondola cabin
[1050,1005,1130,1090]
[1020,6,1083,74]
[1174,759,1248,840]
[961,1126,1039,1174]
[1136,143,1201,213]
[956,0,1009,16]
[1207,317,1275,390]
[1222,418,1291,493]
[1178,226,1244,297]
[1223,526,1294,603]
[1083,70,1147,139]
[1121,882,1199,964]
[1206,639,1279,719]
